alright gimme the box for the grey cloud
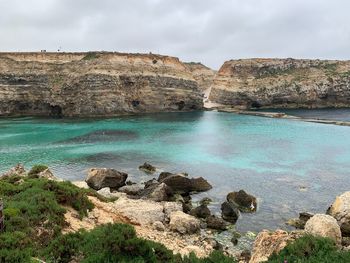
[0,0,349,69]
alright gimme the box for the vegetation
[268,235,350,263]
[27,164,48,178]
[0,172,236,263]
[82,52,99,61]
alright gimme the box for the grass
[28,164,48,178]
[0,173,236,263]
[82,52,99,61]
[268,235,350,263]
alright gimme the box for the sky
[0,0,349,69]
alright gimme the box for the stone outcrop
[250,229,304,263]
[86,168,127,190]
[210,58,350,109]
[0,52,203,117]
[169,211,201,234]
[328,191,350,236]
[304,214,342,245]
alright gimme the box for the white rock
[169,211,200,234]
[305,214,341,245]
[72,181,90,189]
[328,192,350,236]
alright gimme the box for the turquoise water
[1,111,350,232]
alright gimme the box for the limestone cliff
[184,62,216,97]
[0,52,203,117]
[209,58,350,109]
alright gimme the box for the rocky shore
[2,163,350,262]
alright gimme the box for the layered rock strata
[0,52,203,117]
[209,58,350,109]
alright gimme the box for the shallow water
[1,111,350,233]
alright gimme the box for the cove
[1,111,350,233]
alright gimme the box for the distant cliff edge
[0,52,203,117]
[209,58,350,109]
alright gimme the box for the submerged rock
[86,168,128,190]
[327,191,350,237]
[189,204,211,219]
[169,211,201,234]
[138,162,156,174]
[305,214,342,245]
[227,190,257,212]
[221,201,240,224]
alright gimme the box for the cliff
[184,62,216,97]
[209,58,350,109]
[0,52,203,117]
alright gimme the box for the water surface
[1,111,350,233]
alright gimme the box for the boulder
[138,162,156,174]
[200,197,213,206]
[153,221,165,231]
[118,184,143,196]
[221,201,240,224]
[328,191,350,236]
[97,187,125,199]
[206,215,229,231]
[169,211,201,234]
[250,229,304,263]
[72,181,89,189]
[305,214,342,245]
[147,183,173,202]
[158,172,173,182]
[287,212,314,229]
[163,202,183,221]
[160,174,212,194]
[86,168,127,190]
[1,164,27,178]
[189,204,211,219]
[227,190,257,212]
[144,178,159,188]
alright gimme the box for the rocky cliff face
[184,62,216,96]
[209,58,350,109]
[0,52,203,117]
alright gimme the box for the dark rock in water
[287,212,314,229]
[231,237,238,246]
[118,184,143,196]
[139,162,156,174]
[200,197,213,206]
[189,204,211,219]
[62,130,138,143]
[206,215,229,231]
[191,177,212,192]
[86,168,128,190]
[227,190,257,212]
[159,173,212,194]
[158,172,173,182]
[221,201,240,224]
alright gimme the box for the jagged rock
[227,190,257,212]
[250,229,305,263]
[86,168,127,190]
[160,174,212,194]
[328,191,350,237]
[146,183,173,202]
[169,211,201,234]
[305,214,342,245]
[1,164,27,178]
[37,168,60,181]
[97,187,125,199]
[118,184,143,196]
[221,201,240,223]
[138,162,156,174]
[206,215,229,231]
[189,204,211,219]
[163,202,183,222]
[286,212,314,229]
[153,221,165,231]
[144,178,159,188]
[157,172,173,182]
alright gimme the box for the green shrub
[82,52,99,61]
[28,164,48,178]
[268,235,350,262]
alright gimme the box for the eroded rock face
[0,52,203,117]
[328,191,350,236]
[86,168,128,190]
[1,164,26,178]
[184,62,216,95]
[304,214,342,245]
[250,229,304,263]
[210,58,350,109]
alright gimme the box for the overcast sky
[0,0,349,69]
